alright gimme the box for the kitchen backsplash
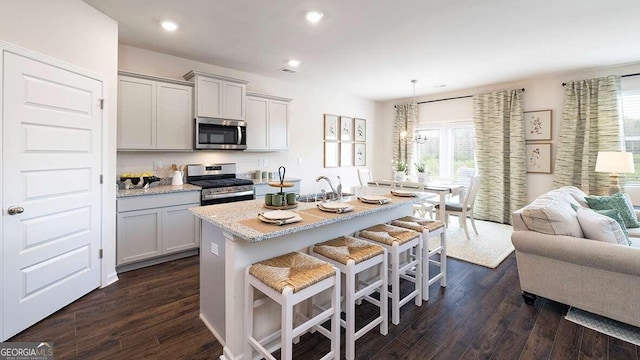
[116,151,294,180]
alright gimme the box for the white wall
[0,0,119,284]
[380,62,640,203]
[117,45,381,194]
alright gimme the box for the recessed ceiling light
[305,11,324,23]
[434,84,447,88]
[287,59,301,68]
[161,21,178,32]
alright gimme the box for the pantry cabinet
[245,92,292,151]
[183,70,248,121]
[117,71,194,150]
[116,191,200,267]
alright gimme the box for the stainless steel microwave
[195,118,247,150]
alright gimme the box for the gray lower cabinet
[117,191,200,266]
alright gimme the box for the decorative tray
[268,181,295,188]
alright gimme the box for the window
[415,121,476,179]
[622,90,640,183]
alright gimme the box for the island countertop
[189,189,422,243]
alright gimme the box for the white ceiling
[85,0,640,101]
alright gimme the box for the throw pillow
[521,189,584,237]
[562,186,589,207]
[576,207,630,246]
[570,203,630,244]
[584,192,640,229]
[595,208,630,243]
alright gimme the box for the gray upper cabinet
[183,70,248,121]
[245,92,292,151]
[117,71,193,150]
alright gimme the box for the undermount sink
[297,192,354,203]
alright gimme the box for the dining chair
[452,167,475,202]
[435,175,481,240]
[394,181,434,219]
[357,168,373,186]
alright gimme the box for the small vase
[394,171,406,182]
[417,172,428,184]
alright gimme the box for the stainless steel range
[186,163,254,206]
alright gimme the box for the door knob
[7,206,24,215]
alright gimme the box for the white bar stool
[310,236,388,360]
[354,224,422,325]
[390,216,447,301]
[244,252,340,360]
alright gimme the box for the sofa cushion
[576,207,629,246]
[521,188,584,237]
[585,192,640,229]
[563,186,589,207]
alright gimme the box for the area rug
[427,217,514,269]
[565,307,640,346]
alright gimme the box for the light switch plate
[153,161,163,170]
[211,242,219,256]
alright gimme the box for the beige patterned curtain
[393,104,417,174]
[473,89,527,224]
[553,75,622,195]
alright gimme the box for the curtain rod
[561,72,640,86]
[393,88,525,108]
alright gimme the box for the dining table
[367,180,464,222]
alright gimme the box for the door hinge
[99,249,103,259]
[100,174,103,184]
[99,99,104,109]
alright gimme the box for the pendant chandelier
[412,79,428,144]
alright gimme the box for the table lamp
[595,151,635,194]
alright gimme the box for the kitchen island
[190,188,420,360]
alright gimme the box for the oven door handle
[202,190,255,201]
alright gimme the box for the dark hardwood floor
[9,253,639,359]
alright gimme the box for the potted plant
[415,162,428,183]
[393,161,407,182]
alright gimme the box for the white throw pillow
[576,207,629,246]
[561,186,589,208]
[521,188,584,237]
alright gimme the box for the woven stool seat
[249,252,336,293]
[358,224,420,246]
[313,236,384,265]
[391,216,445,233]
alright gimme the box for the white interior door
[2,51,102,339]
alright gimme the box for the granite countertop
[190,187,424,243]
[117,184,201,198]
[253,178,301,185]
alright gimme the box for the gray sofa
[511,186,640,327]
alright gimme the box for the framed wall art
[524,110,552,141]
[340,142,353,167]
[526,143,552,173]
[354,118,366,142]
[354,143,366,166]
[324,114,339,141]
[340,116,353,141]
[324,142,339,168]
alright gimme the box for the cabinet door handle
[7,206,24,215]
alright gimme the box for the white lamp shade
[595,151,635,174]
